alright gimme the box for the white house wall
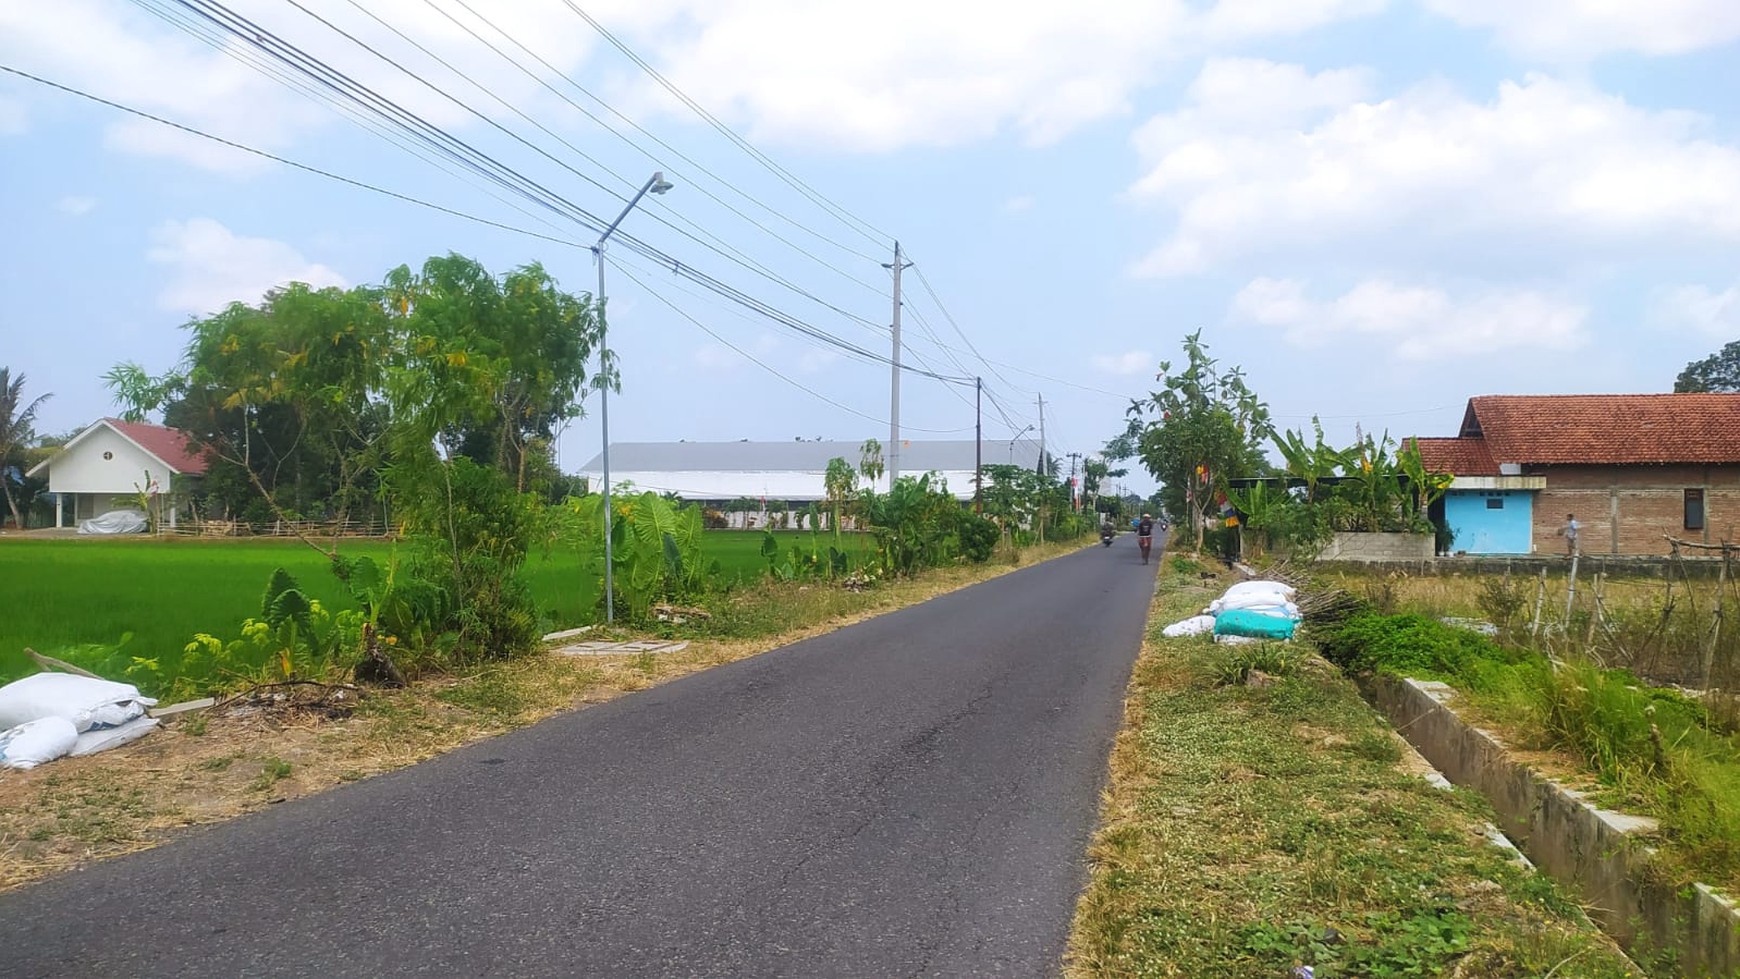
[47,426,176,496]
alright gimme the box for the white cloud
[1003,195,1036,214]
[0,0,605,173]
[1130,66,1740,276]
[633,0,1384,151]
[1092,350,1154,375]
[1424,0,1740,59]
[0,95,24,135]
[1653,283,1740,338]
[1229,276,1588,358]
[1,0,1385,171]
[148,218,346,314]
[56,196,97,216]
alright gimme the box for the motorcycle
[1100,527,1115,547]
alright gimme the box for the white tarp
[77,510,148,535]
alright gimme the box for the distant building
[577,439,1040,524]
[26,417,210,528]
[1412,394,1740,556]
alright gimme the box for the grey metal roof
[579,440,1042,473]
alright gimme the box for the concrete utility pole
[883,241,911,485]
[974,377,983,513]
[1067,452,1082,511]
[1035,394,1046,475]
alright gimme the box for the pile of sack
[0,673,160,770]
[1161,579,1301,644]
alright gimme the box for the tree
[1675,340,1740,393]
[0,368,50,530]
[1127,331,1272,553]
[383,255,600,492]
[823,456,855,537]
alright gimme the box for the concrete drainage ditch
[1366,675,1740,977]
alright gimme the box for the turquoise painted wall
[1445,490,1534,555]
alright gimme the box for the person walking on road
[1558,513,1581,557]
[1137,512,1155,565]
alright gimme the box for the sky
[3,0,1739,499]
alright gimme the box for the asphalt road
[2,537,1160,978]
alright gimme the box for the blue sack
[1214,608,1297,640]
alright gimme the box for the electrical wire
[562,0,893,249]
[612,260,972,434]
[427,0,889,278]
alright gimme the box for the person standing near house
[1558,513,1581,557]
[1136,512,1155,565]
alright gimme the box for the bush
[956,512,998,563]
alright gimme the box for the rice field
[0,531,835,684]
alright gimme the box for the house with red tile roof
[26,418,209,529]
[1411,394,1740,556]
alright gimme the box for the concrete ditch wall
[1314,532,1434,563]
[1368,675,1740,977]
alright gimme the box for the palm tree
[0,368,51,530]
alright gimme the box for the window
[1686,489,1706,531]
[1486,498,1504,509]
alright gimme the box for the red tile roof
[105,418,210,474]
[1408,437,1499,476]
[1459,394,1740,465]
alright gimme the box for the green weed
[250,757,293,791]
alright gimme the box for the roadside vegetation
[1068,558,1637,977]
[0,254,1097,702]
[0,536,1087,891]
[1309,568,1740,897]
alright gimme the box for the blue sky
[4,0,1738,497]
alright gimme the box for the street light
[593,170,673,623]
[1009,424,1034,464]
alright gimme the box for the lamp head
[649,171,674,195]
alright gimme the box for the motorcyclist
[1100,514,1115,545]
[1136,512,1155,565]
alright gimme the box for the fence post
[1531,567,1548,640]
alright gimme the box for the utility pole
[883,241,910,485]
[1035,394,1046,476]
[1067,452,1082,511]
[974,376,983,513]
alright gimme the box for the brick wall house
[1413,394,1740,557]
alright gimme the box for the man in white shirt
[1559,513,1580,557]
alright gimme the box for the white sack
[1216,595,1302,618]
[70,716,159,757]
[0,673,157,731]
[0,717,79,769]
[1224,580,1296,601]
[77,510,149,535]
[84,701,147,730]
[1214,634,1261,646]
[1162,615,1218,638]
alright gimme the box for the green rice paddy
[0,531,829,684]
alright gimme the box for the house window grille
[1685,489,1705,531]
[1486,498,1504,509]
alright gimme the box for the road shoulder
[1065,555,1639,977]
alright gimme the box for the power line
[429,0,888,275]
[0,64,592,248]
[1,63,968,388]
[561,0,892,248]
[612,260,971,434]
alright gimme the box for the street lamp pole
[1009,424,1034,465]
[593,170,673,624]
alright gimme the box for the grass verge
[0,538,1084,892]
[1066,561,1638,978]
[1312,608,1740,898]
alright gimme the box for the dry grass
[1064,567,1638,978]
[0,540,1085,892]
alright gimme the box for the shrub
[956,512,998,563]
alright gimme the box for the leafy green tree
[824,456,856,537]
[383,254,600,492]
[1127,331,1272,553]
[1674,340,1740,393]
[0,368,50,530]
